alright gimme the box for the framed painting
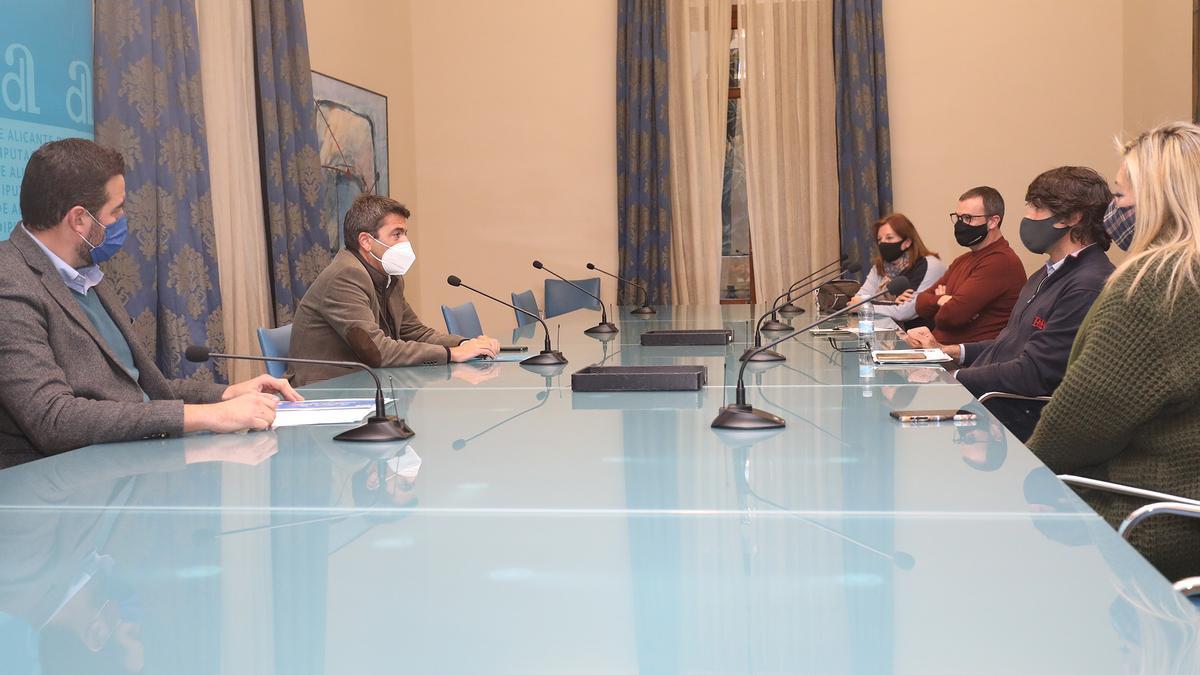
[312,71,389,248]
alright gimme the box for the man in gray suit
[0,139,301,465]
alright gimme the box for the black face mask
[954,219,988,247]
[877,240,907,263]
[1019,214,1068,255]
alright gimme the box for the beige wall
[885,0,1191,275]
[1123,0,1193,136]
[407,0,618,334]
[305,0,422,304]
[305,0,1189,324]
[306,0,618,336]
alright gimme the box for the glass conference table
[0,304,1196,673]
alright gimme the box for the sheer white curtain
[667,0,731,305]
[197,0,273,383]
[739,0,840,302]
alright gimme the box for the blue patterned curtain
[833,0,892,277]
[94,0,227,382]
[251,0,330,326]
[617,0,673,305]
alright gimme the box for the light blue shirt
[21,223,104,294]
[1046,243,1094,279]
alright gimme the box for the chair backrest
[510,289,541,327]
[543,277,601,318]
[441,301,483,338]
[256,324,293,378]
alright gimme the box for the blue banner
[0,0,94,238]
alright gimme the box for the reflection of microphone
[184,345,413,442]
[778,253,849,315]
[533,260,617,334]
[452,389,550,450]
[718,431,914,569]
[760,262,862,332]
[447,275,567,366]
[713,276,910,430]
[586,262,655,315]
[742,467,916,569]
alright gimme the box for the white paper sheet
[273,398,392,427]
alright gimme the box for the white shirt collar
[22,223,104,294]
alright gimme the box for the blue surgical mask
[81,210,129,264]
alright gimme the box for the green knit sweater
[1028,259,1200,580]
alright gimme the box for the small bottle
[858,354,875,396]
[858,301,875,348]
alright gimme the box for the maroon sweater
[915,236,1026,344]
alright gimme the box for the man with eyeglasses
[905,186,1025,345]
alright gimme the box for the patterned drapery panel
[94,0,227,382]
[251,0,330,326]
[833,0,892,278]
[617,0,673,305]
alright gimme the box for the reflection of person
[909,187,1026,344]
[0,435,279,673]
[1028,123,1200,582]
[350,449,421,508]
[954,414,1007,472]
[289,195,500,386]
[0,139,300,465]
[1022,467,1200,674]
[905,168,1115,441]
[38,564,145,674]
[852,213,946,329]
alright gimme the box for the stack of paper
[871,349,953,365]
[274,399,390,428]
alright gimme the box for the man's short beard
[76,240,95,266]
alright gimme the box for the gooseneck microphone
[777,253,849,316]
[447,275,567,366]
[586,262,656,315]
[761,262,862,331]
[712,275,911,430]
[184,345,414,442]
[533,260,618,334]
[747,262,862,359]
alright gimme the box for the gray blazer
[0,226,225,464]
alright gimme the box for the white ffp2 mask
[371,237,416,276]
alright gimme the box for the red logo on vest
[1032,316,1046,330]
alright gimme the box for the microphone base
[334,415,415,442]
[760,319,792,332]
[711,404,786,430]
[740,347,786,362]
[584,322,620,334]
[778,303,805,315]
[522,350,568,366]
[630,305,657,315]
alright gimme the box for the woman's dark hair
[871,212,937,275]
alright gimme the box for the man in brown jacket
[289,195,499,386]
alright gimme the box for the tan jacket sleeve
[322,272,458,367]
[395,290,466,349]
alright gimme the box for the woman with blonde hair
[1029,121,1200,580]
[851,213,945,329]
